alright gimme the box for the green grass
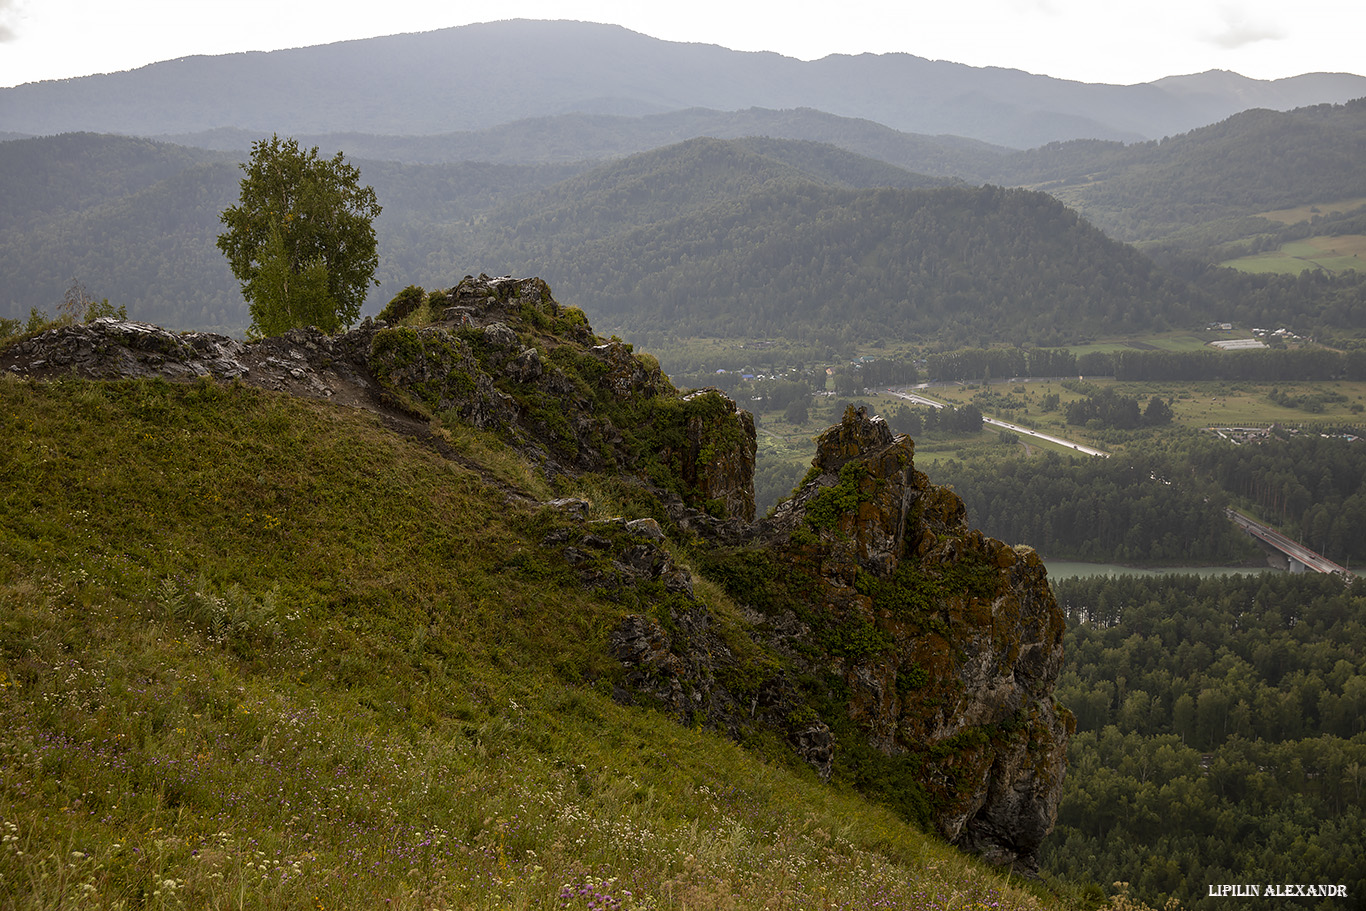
[919,378,1366,434]
[1054,332,1236,356]
[1255,197,1366,225]
[0,373,1070,910]
[1220,234,1366,275]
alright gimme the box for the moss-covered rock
[736,406,1069,872]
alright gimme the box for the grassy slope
[0,373,1064,910]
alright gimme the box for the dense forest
[928,452,1261,565]
[464,160,1198,347]
[1002,100,1366,244]
[1044,573,1366,910]
[929,424,1366,568]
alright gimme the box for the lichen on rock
[705,405,1071,872]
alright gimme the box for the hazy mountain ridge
[146,98,1366,251]
[155,108,1013,175]
[4,19,1364,148]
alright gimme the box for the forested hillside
[155,97,1366,266]
[1044,573,1366,910]
[994,99,1366,248]
[460,142,1195,346]
[1,133,1199,344]
[0,133,231,230]
[5,122,1365,345]
[157,99,1366,262]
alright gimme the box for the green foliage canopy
[1045,573,1366,909]
[217,135,381,336]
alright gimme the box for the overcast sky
[1,0,1363,89]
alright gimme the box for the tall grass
[0,374,1071,910]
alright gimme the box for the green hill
[997,99,1366,249]
[153,98,1366,263]
[0,277,1078,909]
[462,144,1194,347]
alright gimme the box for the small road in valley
[883,387,1110,458]
[881,389,1355,580]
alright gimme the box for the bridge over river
[1225,508,1356,579]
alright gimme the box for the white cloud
[0,0,22,42]
[1204,4,1285,50]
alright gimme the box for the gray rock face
[609,609,834,780]
[0,318,382,406]
[752,406,1071,873]
[2,317,246,380]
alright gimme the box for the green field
[1255,197,1366,225]
[920,378,1366,432]
[1060,332,1234,355]
[750,377,1366,513]
[1220,234,1366,275]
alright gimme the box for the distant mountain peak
[3,19,1364,147]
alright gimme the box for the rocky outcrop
[756,406,1070,871]
[0,275,757,521]
[600,405,1069,872]
[529,497,833,776]
[0,317,382,407]
[680,390,757,524]
[2,280,1066,872]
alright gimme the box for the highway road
[884,388,1110,458]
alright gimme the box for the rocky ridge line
[2,276,1068,872]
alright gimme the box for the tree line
[1064,388,1173,430]
[922,343,1366,383]
[1185,430,1366,565]
[928,451,1259,564]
